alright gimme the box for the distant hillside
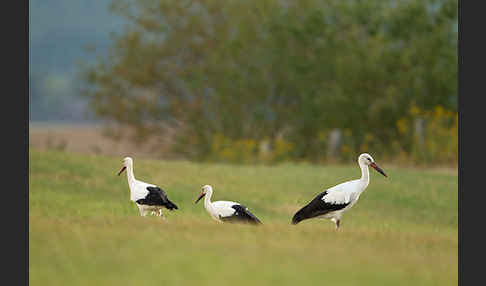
[29,0,124,122]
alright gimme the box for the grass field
[29,148,458,286]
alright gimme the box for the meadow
[29,149,458,286]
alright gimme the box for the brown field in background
[29,122,174,159]
[29,122,457,174]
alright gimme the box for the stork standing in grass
[118,157,178,218]
[291,153,387,229]
[195,185,262,225]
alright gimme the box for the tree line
[80,0,457,165]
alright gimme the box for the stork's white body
[128,178,153,202]
[292,153,387,228]
[196,185,262,224]
[124,162,158,216]
[201,188,240,222]
[119,157,178,217]
[127,178,162,217]
[315,179,368,222]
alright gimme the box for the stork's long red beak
[117,166,126,176]
[370,162,387,177]
[195,193,206,204]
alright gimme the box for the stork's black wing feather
[219,204,262,225]
[136,186,179,210]
[291,191,349,225]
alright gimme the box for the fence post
[414,117,426,158]
[327,129,342,159]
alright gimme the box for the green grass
[29,149,458,286]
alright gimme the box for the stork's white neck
[203,188,220,220]
[359,162,370,189]
[125,163,136,185]
[204,189,213,210]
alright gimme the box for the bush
[80,0,457,166]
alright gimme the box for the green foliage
[80,0,457,165]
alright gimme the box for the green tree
[80,0,457,163]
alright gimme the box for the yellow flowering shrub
[394,104,457,165]
[209,135,294,164]
[206,104,457,166]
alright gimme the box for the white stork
[118,157,178,218]
[195,185,262,225]
[291,153,387,229]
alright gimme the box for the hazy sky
[29,0,124,121]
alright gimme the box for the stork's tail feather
[165,199,178,210]
[241,208,263,225]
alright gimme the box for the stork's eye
[367,157,371,161]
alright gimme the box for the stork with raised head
[291,153,387,229]
[118,157,178,218]
[195,185,262,225]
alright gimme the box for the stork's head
[117,157,133,176]
[195,185,213,204]
[358,153,387,177]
